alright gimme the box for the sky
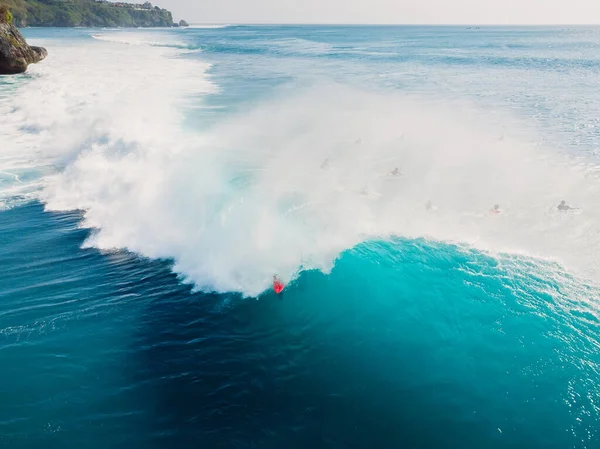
[154,0,600,25]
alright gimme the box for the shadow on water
[134,288,454,449]
[133,274,520,449]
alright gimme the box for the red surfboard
[273,278,285,294]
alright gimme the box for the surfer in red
[273,276,285,294]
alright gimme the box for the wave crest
[44,84,600,295]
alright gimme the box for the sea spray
[40,84,600,295]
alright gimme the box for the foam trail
[187,24,231,29]
[91,32,191,49]
[0,32,214,208]
[3,32,600,296]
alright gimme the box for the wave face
[1,26,600,449]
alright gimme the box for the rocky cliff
[0,6,47,74]
[1,0,176,28]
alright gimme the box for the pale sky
[154,0,600,25]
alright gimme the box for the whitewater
[2,27,600,297]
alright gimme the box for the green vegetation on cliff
[0,0,175,27]
[0,4,13,23]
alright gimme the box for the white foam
[266,38,334,56]
[187,24,231,29]
[3,32,600,296]
[41,87,600,295]
[91,32,189,49]
[0,31,214,208]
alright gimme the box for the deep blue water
[2,25,600,448]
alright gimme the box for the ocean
[1,25,600,448]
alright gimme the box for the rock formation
[0,7,47,74]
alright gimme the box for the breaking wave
[3,30,600,296]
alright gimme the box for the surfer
[389,167,402,176]
[557,200,577,212]
[321,159,330,170]
[273,276,285,295]
[490,204,501,214]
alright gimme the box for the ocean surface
[2,25,600,448]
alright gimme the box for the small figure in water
[557,200,578,212]
[490,204,501,214]
[273,275,285,295]
[425,200,433,211]
[321,159,330,170]
[389,167,402,176]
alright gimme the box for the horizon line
[186,22,600,27]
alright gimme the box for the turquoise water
[1,26,600,448]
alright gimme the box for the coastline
[2,0,186,28]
